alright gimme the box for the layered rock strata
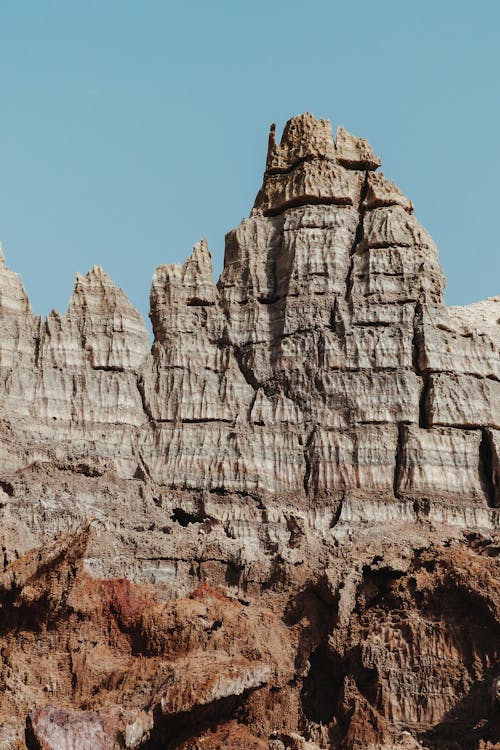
[0,113,499,749]
[0,115,498,509]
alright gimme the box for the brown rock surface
[0,112,498,748]
[2,523,500,749]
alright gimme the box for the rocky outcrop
[0,112,497,508]
[0,112,498,748]
[3,524,500,750]
[3,527,294,749]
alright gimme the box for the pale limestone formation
[307,425,398,499]
[0,112,498,513]
[416,301,499,379]
[0,243,39,369]
[396,425,488,504]
[0,261,150,479]
[427,372,499,428]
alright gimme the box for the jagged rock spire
[265,113,337,172]
[253,113,382,216]
[265,114,382,175]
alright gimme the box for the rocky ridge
[0,113,499,749]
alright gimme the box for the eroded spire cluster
[0,114,497,508]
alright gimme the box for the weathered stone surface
[0,243,39,369]
[141,422,305,496]
[0,111,499,749]
[426,372,500,429]
[363,171,414,212]
[266,114,337,172]
[150,238,220,328]
[359,204,438,253]
[416,301,499,379]
[144,240,254,428]
[27,706,108,750]
[350,244,445,305]
[396,425,488,504]
[308,425,398,498]
[68,265,149,370]
[220,214,284,304]
[0,530,296,748]
[316,370,420,425]
[0,111,497,516]
[3,522,500,750]
[485,428,500,507]
[322,323,415,370]
[253,159,364,216]
[335,125,381,169]
[0,263,150,480]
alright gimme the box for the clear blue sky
[0,1,498,324]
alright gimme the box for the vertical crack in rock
[303,427,316,496]
[136,372,155,424]
[330,495,344,527]
[412,299,431,428]
[33,318,42,370]
[345,170,369,307]
[393,422,405,499]
[418,374,431,429]
[411,300,424,375]
[479,428,496,507]
[232,345,261,392]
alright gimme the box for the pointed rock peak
[0,242,20,273]
[0,243,34,316]
[151,261,182,289]
[87,265,113,282]
[182,238,218,305]
[71,266,118,309]
[74,265,115,289]
[184,237,213,275]
[151,239,218,309]
[253,114,368,216]
[335,125,381,170]
[69,265,143,322]
[266,113,336,173]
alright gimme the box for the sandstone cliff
[0,113,498,749]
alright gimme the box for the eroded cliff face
[0,113,499,749]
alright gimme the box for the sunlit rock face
[0,113,499,750]
[0,113,498,505]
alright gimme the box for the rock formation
[0,113,498,749]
